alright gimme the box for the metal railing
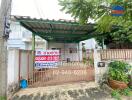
[18,49,94,87]
[28,66,95,87]
[100,49,132,61]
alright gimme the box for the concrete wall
[7,49,19,96]
[7,49,33,95]
[94,49,132,83]
[94,50,109,83]
[8,49,19,84]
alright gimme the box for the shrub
[111,90,121,100]
[108,61,131,83]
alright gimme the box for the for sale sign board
[35,50,60,69]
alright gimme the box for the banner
[35,50,60,69]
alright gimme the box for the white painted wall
[26,42,46,50]
[7,49,33,86]
[64,43,79,61]
[94,49,109,83]
[81,38,102,50]
[85,38,97,49]
[8,21,46,50]
[48,42,80,61]
[8,49,19,84]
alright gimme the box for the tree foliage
[59,0,110,23]
[59,0,132,48]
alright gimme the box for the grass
[111,87,132,100]
[0,96,6,100]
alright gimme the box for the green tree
[59,0,132,48]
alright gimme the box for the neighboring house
[8,21,81,61]
[48,42,81,62]
[81,38,97,49]
[8,21,47,50]
[81,38,102,50]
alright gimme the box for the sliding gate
[28,65,94,87]
[19,49,95,87]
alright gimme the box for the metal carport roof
[14,16,96,43]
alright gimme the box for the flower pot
[108,79,128,90]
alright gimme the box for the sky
[11,0,73,20]
[0,0,95,22]
[0,0,72,20]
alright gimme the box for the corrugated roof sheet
[14,16,96,43]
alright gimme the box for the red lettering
[35,56,59,61]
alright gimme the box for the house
[8,21,46,50]
[8,17,96,61]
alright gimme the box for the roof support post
[32,33,35,69]
[78,43,80,62]
[102,38,104,49]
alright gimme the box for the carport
[14,16,97,49]
[14,16,96,87]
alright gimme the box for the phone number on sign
[35,56,59,61]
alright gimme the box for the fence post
[18,50,21,85]
[93,49,101,83]
[124,49,127,60]
[27,50,30,84]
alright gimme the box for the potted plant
[108,61,131,89]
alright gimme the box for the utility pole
[0,0,11,98]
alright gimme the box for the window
[69,48,77,53]
[51,48,61,53]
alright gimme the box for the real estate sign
[35,50,60,69]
